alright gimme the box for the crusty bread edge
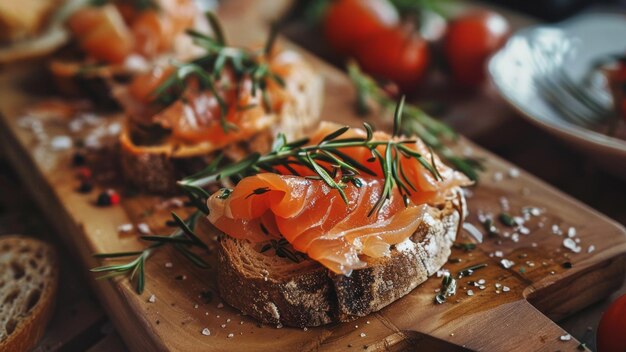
[216,188,466,327]
[0,235,59,352]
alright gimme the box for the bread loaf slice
[217,190,465,327]
[0,235,58,351]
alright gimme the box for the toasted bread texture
[216,189,465,327]
[0,235,58,351]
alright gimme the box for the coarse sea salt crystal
[51,135,72,150]
[494,250,503,258]
[137,223,151,235]
[500,259,515,269]
[467,290,474,296]
[202,328,211,336]
[588,245,596,253]
[508,168,520,178]
[493,172,504,182]
[227,333,234,338]
[567,227,577,238]
[502,286,510,292]
[117,223,133,233]
[560,334,571,341]
[563,238,581,253]
[148,294,156,303]
[360,333,366,338]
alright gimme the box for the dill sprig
[179,100,441,216]
[347,61,484,181]
[148,12,285,133]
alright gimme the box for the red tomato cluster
[322,0,511,90]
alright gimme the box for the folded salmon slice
[207,123,471,274]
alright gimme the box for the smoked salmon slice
[207,123,471,275]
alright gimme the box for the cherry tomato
[444,10,510,87]
[323,0,399,55]
[597,294,626,352]
[353,27,430,91]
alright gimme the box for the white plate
[488,13,626,178]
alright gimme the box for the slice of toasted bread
[0,235,58,351]
[216,189,465,327]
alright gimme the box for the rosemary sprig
[91,211,209,294]
[147,12,284,133]
[179,101,441,215]
[347,61,484,181]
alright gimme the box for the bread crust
[0,235,58,351]
[216,189,465,327]
[119,128,273,194]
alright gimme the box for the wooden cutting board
[1,1,625,351]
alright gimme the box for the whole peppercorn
[96,189,121,206]
[72,151,86,166]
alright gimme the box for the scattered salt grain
[467,290,474,296]
[202,328,211,336]
[227,333,234,338]
[519,226,530,235]
[508,168,520,178]
[493,172,503,182]
[588,245,596,254]
[500,259,515,269]
[366,321,370,324]
[276,324,283,329]
[240,321,244,325]
[51,135,72,150]
[221,324,226,328]
[502,286,510,292]
[477,279,486,285]
[563,238,581,253]
[479,285,486,290]
[137,223,151,235]
[567,227,577,238]
[360,333,366,338]
[531,242,538,248]
[511,233,520,243]
[226,319,231,323]
[552,224,562,236]
[303,327,307,331]
[560,334,571,341]
[493,250,503,258]
[495,283,502,289]
[194,304,198,309]
[148,294,156,303]
[165,262,173,268]
[117,223,133,233]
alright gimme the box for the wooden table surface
[0,2,624,351]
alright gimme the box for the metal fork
[530,40,616,128]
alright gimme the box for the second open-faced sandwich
[202,121,471,327]
[114,15,323,193]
